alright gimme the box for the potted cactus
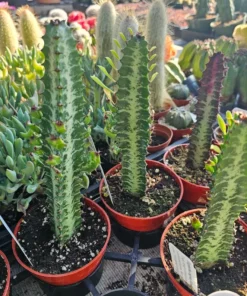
[12,21,111,289]
[163,53,225,204]
[160,112,247,295]
[186,0,216,34]
[211,0,244,37]
[167,83,191,107]
[0,250,11,296]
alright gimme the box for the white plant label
[169,242,198,294]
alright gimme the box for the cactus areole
[41,21,100,244]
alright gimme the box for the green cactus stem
[41,21,100,244]
[116,35,150,197]
[195,114,247,269]
[96,1,116,60]
[0,9,19,55]
[146,0,167,112]
[187,53,225,170]
[17,6,43,50]
[217,0,235,23]
[196,0,209,19]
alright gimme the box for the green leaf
[217,114,226,135]
[91,76,114,93]
[27,184,39,194]
[98,66,115,82]
[105,57,117,70]
[6,169,17,182]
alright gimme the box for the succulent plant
[217,0,236,23]
[163,108,193,129]
[195,112,247,269]
[195,0,209,19]
[17,6,43,50]
[41,21,100,243]
[0,8,19,56]
[167,83,190,100]
[48,9,68,21]
[187,53,226,170]
[165,60,186,85]
[96,1,116,60]
[146,0,167,112]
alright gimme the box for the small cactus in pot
[163,108,194,130]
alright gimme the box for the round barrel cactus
[165,108,194,129]
[167,83,190,100]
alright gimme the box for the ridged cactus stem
[187,53,225,170]
[0,9,19,55]
[196,0,209,19]
[217,0,235,23]
[146,0,167,112]
[96,1,116,60]
[195,115,247,269]
[17,6,43,49]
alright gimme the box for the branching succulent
[41,21,100,243]
[217,0,235,23]
[195,0,209,19]
[195,112,247,268]
[186,53,225,170]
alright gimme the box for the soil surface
[165,145,213,187]
[164,212,247,296]
[16,201,107,274]
[150,134,168,147]
[96,141,118,172]
[0,254,7,295]
[0,203,22,228]
[104,167,181,217]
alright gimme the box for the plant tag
[232,108,247,117]
[169,242,198,294]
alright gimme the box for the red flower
[77,20,90,31]
[68,11,85,23]
[86,17,96,28]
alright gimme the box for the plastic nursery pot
[102,288,147,296]
[12,198,111,286]
[153,108,170,121]
[147,124,173,153]
[0,250,11,296]
[208,291,240,296]
[100,159,184,232]
[160,208,205,296]
[171,126,193,142]
[211,13,244,37]
[186,15,216,34]
[173,98,190,107]
[163,144,209,204]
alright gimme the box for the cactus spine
[96,1,116,60]
[17,6,43,49]
[146,0,167,112]
[0,9,19,56]
[196,0,209,19]
[217,0,235,23]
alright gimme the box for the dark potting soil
[165,145,213,187]
[0,202,22,228]
[104,167,181,217]
[150,134,167,146]
[16,202,107,274]
[163,212,247,295]
[0,254,7,295]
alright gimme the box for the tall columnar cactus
[196,0,209,19]
[146,0,167,112]
[116,35,150,197]
[0,9,19,55]
[41,21,100,243]
[195,113,247,268]
[96,1,116,60]
[217,0,235,23]
[17,6,43,50]
[187,53,225,170]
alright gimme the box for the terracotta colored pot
[173,98,190,107]
[160,208,204,296]
[100,160,184,232]
[160,209,247,296]
[0,250,10,296]
[12,198,111,286]
[163,144,209,204]
[37,0,60,3]
[148,124,173,153]
[172,126,193,142]
[153,109,170,121]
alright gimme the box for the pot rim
[148,124,173,150]
[0,250,11,296]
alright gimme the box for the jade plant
[146,0,168,112]
[41,21,100,243]
[186,53,225,170]
[195,112,247,268]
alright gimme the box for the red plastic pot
[0,250,11,296]
[160,209,247,296]
[173,98,190,107]
[163,144,209,204]
[12,198,111,286]
[153,108,170,121]
[147,124,173,153]
[171,126,193,142]
[100,160,184,232]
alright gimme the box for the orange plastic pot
[12,198,111,286]
[100,160,184,232]
[148,124,173,153]
[0,250,11,296]
[160,209,247,296]
[163,144,209,204]
[173,98,190,107]
[153,108,170,121]
[171,126,193,142]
